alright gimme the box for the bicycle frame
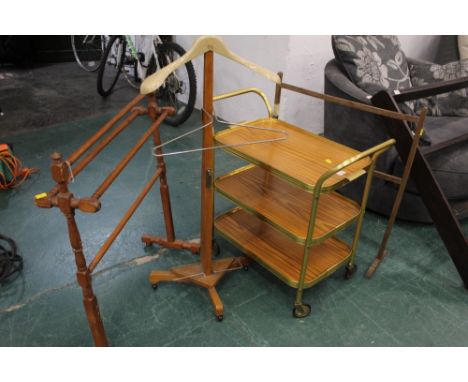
[123,36,184,89]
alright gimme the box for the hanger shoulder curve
[140,36,281,95]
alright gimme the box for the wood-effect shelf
[215,208,352,288]
[214,118,371,191]
[215,165,361,244]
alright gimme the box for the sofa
[324,36,468,223]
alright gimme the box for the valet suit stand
[141,36,282,320]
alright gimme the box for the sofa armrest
[324,59,371,104]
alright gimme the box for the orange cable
[0,149,39,190]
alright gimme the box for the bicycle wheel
[97,36,126,97]
[71,35,106,72]
[150,41,197,126]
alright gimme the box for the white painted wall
[399,35,439,61]
[175,35,438,133]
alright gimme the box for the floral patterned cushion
[410,59,468,117]
[332,35,412,95]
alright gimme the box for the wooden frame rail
[393,76,468,156]
[371,76,468,286]
[393,76,468,103]
[88,167,163,273]
[68,94,146,165]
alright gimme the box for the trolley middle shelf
[215,164,361,244]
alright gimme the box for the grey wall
[175,35,439,133]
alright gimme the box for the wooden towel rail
[34,94,188,346]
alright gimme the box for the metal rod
[294,139,395,306]
[273,72,283,118]
[348,154,382,264]
[213,87,273,118]
[67,94,145,165]
[72,110,141,177]
[294,189,321,306]
[88,168,163,273]
[281,82,419,123]
[92,109,169,199]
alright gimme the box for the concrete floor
[0,62,137,138]
[1,62,468,346]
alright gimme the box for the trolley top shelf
[214,118,371,191]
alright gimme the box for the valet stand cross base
[148,256,249,321]
[143,222,250,321]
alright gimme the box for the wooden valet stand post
[147,49,250,321]
[142,36,282,320]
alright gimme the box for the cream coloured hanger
[140,35,281,95]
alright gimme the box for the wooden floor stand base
[142,234,200,254]
[149,256,249,319]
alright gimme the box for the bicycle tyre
[97,36,126,97]
[151,41,197,126]
[71,35,105,72]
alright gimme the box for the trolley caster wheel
[151,283,159,290]
[344,264,357,280]
[292,303,311,318]
[212,240,221,257]
[216,315,224,322]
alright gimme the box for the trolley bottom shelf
[215,208,352,288]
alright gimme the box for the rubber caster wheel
[344,264,357,280]
[151,283,159,290]
[216,315,224,322]
[212,240,221,257]
[292,303,311,318]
